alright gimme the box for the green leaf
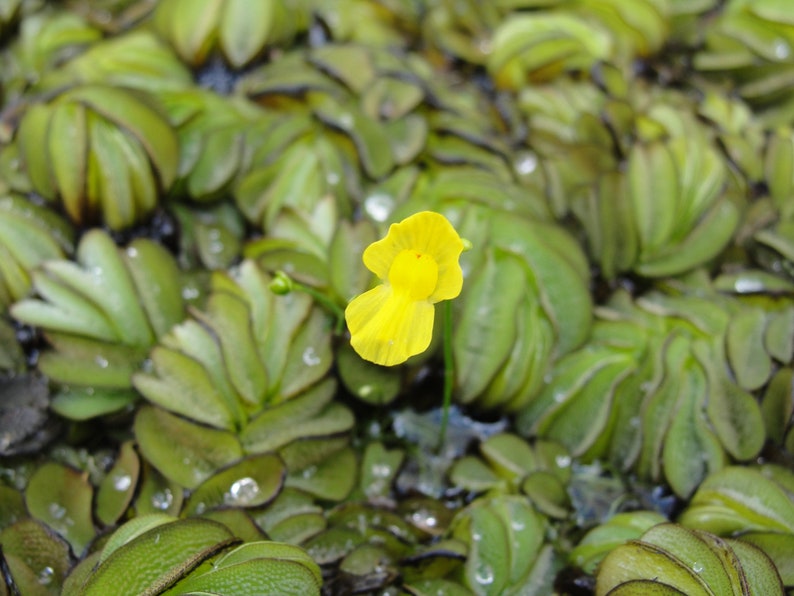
[65,85,178,189]
[18,104,57,200]
[286,446,357,501]
[183,454,285,516]
[133,346,237,430]
[697,342,765,461]
[11,269,117,342]
[38,332,148,388]
[166,542,322,596]
[95,441,140,527]
[47,101,87,222]
[123,239,185,338]
[726,308,772,391]
[761,368,794,444]
[75,230,155,346]
[134,406,242,489]
[681,466,794,535]
[454,249,526,402]
[50,387,138,420]
[219,0,272,67]
[193,291,267,406]
[25,462,95,555]
[240,379,352,454]
[662,361,723,498]
[0,519,70,595]
[80,518,238,596]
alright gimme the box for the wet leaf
[359,442,404,502]
[0,518,70,595]
[134,405,242,489]
[25,462,95,555]
[165,541,322,595]
[183,453,285,516]
[79,518,238,596]
[96,441,140,527]
[286,446,357,501]
[50,387,138,421]
[135,461,183,517]
[337,342,401,406]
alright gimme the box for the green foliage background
[1,0,794,594]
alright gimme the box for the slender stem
[271,271,346,333]
[437,300,454,452]
[294,282,346,334]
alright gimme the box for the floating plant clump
[1,0,794,594]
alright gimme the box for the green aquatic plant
[10,230,185,419]
[2,0,794,593]
[132,259,355,502]
[679,465,794,589]
[596,522,785,595]
[0,194,74,312]
[16,84,179,230]
[516,276,784,498]
[153,0,309,68]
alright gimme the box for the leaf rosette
[0,194,74,312]
[16,84,179,230]
[596,522,785,595]
[11,230,186,419]
[153,0,309,68]
[132,260,354,494]
[678,465,794,589]
[517,276,789,498]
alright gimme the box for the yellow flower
[345,211,465,366]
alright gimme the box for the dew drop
[94,356,109,369]
[555,454,572,468]
[151,489,173,511]
[371,463,392,478]
[411,510,438,529]
[181,286,200,300]
[734,277,764,293]
[774,39,790,59]
[474,563,495,586]
[302,347,322,366]
[511,519,525,531]
[113,474,132,491]
[37,566,54,585]
[364,193,394,222]
[224,477,260,506]
[48,503,67,520]
[514,151,538,175]
[692,562,704,573]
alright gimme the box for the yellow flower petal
[388,249,438,300]
[363,211,465,304]
[345,284,435,366]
